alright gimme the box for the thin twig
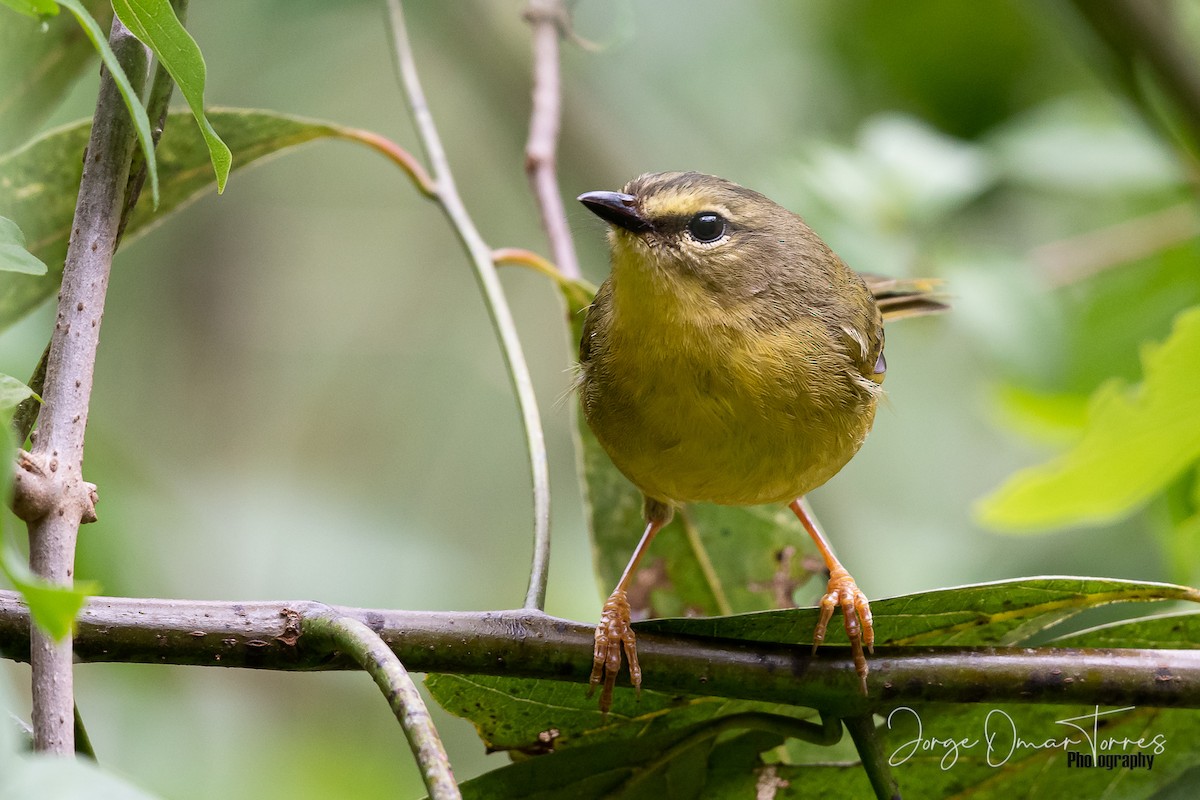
[18,18,150,755]
[3,593,1200,714]
[492,246,562,282]
[522,0,581,281]
[385,0,552,611]
[305,613,459,800]
[335,126,437,198]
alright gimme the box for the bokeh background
[3,1,1199,797]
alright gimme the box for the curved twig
[385,0,553,612]
[305,612,460,800]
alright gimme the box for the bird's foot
[589,589,640,714]
[812,565,873,694]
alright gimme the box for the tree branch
[304,613,460,799]
[385,0,553,612]
[2,592,1199,714]
[14,18,150,755]
[522,0,581,281]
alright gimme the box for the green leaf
[990,383,1088,446]
[0,374,38,410]
[1050,610,1200,648]
[0,109,367,333]
[56,0,159,205]
[637,576,1200,647]
[450,720,776,800]
[0,0,110,151]
[977,305,1200,531]
[111,0,231,193]
[425,673,818,754]
[1,752,163,799]
[0,0,58,19]
[0,216,48,275]
[0,553,95,641]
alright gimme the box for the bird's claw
[589,589,640,714]
[812,566,873,695]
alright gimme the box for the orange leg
[590,500,671,714]
[789,497,873,694]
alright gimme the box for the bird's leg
[789,497,873,694]
[590,499,672,714]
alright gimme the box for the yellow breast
[580,272,878,507]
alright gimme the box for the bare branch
[522,0,581,280]
[305,613,460,799]
[16,18,150,755]
[385,0,552,611]
[3,592,1200,714]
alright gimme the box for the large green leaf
[978,305,1200,531]
[0,109,374,332]
[450,722,734,800]
[1051,609,1200,648]
[0,0,111,150]
[112,0,231,193]
[639,576,1200,647]
[425,673,819,754]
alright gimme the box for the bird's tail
[862,274,950,323]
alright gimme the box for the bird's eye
[687,212,726,243]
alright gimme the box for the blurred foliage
[979,307,1200,531]
[0,0,1199,798]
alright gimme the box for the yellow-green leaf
[0,374,38,410]
[0,109,381,332]
[977,305,1200,531]
[112,0,231,193]
[0,553,96,641]
[640,576,1200,647]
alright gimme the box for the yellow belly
[583,319,877,507]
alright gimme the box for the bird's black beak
[578,191,653,233]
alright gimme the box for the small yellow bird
[577,171,945,712]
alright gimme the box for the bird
[576,171,946,712]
